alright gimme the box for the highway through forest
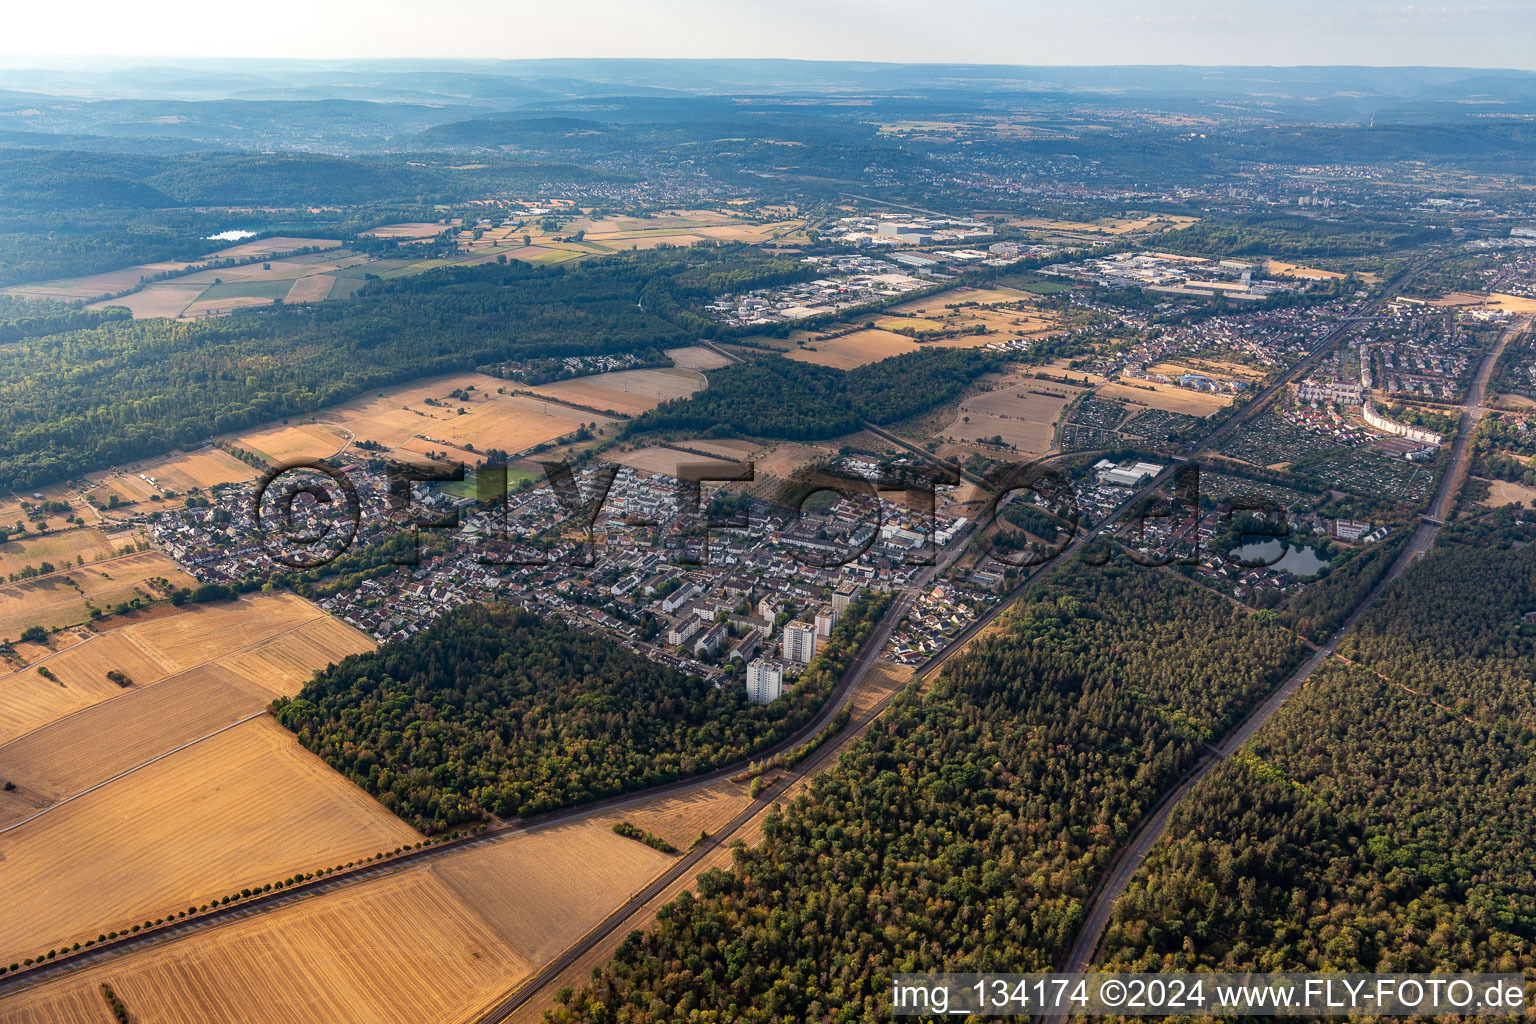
[0,264,1439,1014]
[461,273,1438,1022]
[1046,310,1528,1010]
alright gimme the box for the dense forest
[1101,523,1536,974]
[0,249,797,490]
[0,295,130,344]
[1155,213,1437,259]
[1274,530,1411,641]
[275,594,891,832]
[629,349,1004,440]
[0,149,617,212]
[549,561,1309,1022]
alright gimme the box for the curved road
[0,266,1444,1011]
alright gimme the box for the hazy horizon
[3,0,1533,71]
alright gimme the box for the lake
[1230,539,1329,576]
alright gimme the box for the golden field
[0,528,121,579]
[611,446,744,479]
[0,802,681,1023]
[0,716,421,967]
[0,664,271,822]
[1096,380,1232,417]
[664,345,732,370]
[942,380,1086,454]
[0,593,371,746]
[0,551,194,646]
[0,869,527,1024]
[530,367,706,417]
[229,372,615,467]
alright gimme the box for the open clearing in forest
[1095,380,1232,416]
[941,379,1086,454]
[0,716,421,968]
[1477,477,1536,508]
[529,368,706,417]
[0,551,193,646]
[0,592,371,746]
[782,329,918,370]
[665,345,732,370]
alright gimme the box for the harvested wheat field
[850,661,916,716]
[430,819,672,964]
[1096,380,1232,416]
[1432,291,1536,314]
[133,449,257,493]
[362,221,452,239]
[1,262,191,303]
[943,381,1085,454]
[89,281,210,319]
[1264,259,1346,281]
[668,438,759,461]
[297,373,609,458]
[602,784,747,851]
[181,293,286,318]
[783,329,918,370]
[398,397,601,461]
[216,614,373,696]
[0,631,172,745]
[0,551,193,645]
[0,528,121,578]
[1011,213,1197,236]
[0,869,529,1024]
[0,664,273,820]
[0,716,421,966]
[117,592,319,667]
[665,345,732,370]
[0,593,368,744]
[752,441,837,479]
[611,446,742,479]
[235,423,349,464]
[530,367,706,416]
[888,285,1034,317]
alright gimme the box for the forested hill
[0,249,792,490]
[274,595,891,832]
[628,348,1004,440]
[1101,518,1536,974]
[548,560,1309,1022]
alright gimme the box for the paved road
[1046,308,1527,1004]
[0,268,1439,1007]
[0,584,913,997]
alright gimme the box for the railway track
[1043,293,1522,1016]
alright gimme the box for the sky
[2,0,1532,69]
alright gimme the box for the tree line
[274,593,890,833]
[546,560,1310,1022]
